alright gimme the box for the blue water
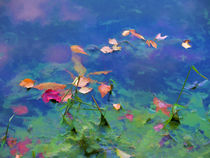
[0,0,210,157]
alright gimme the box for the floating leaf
[59,89,72,102]
[88,70,112,76]
[129,29,145,40]
[71,55,87,76]
[109,38,118,45]
[122,30,130,36]
[155,33,168,40]
[146,40,151,47]
[70,45,88,55]
[100,46,113,53]
[79,87,93,94]
[19,78,35,88]
[98,84,111,98]
[11,105,28,115]
[192,65,208,80]
[112,45,122,51]
[113,103,121,111]
[150,40,157,48]
[72,76,90,87]
[34,82,66,91]
[153,97,172,117]
[116,148,132,158]
[146,40,157,48]
[41,89,61,103]
[182,40,191,49]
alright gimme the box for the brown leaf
[19,78,35,88]
[70,45,88,55]
[34,82,66,90]
[59,89,72,102]
[79,87,93,94]
[98,84,111,98]
[88,70,112,76]
[72,55,87,76]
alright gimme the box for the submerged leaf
[34,82,66,91]
[72,55,87,76]
[182,40,191,49]
[19,78,35,88]
[98,84,111,98]
[153,97,172,117]
[11,105,28,115]
[70,45,88,55]
[116,148,132,158]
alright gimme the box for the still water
[0,0,210,157]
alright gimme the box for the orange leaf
[100,46,113,53]
[182,40,191,49]
[34,82,66,90]
[98,84,111,98]
[88,70,112,76]
[79,87,93,94]
[72,76,91,87]
[129,29,145,40]
[19,78,35,88]
[72,55,86,76]
[113,103,121,110]
[150,40,157,48]
[70,45,88,55]
[146,40,151,47]
[122,30,130,36]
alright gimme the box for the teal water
[0,0,210,157]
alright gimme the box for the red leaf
[41,89,62,103]
[7,137,17,148]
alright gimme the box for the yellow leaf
[116,148,132,158]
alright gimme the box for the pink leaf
[155,33,168,40]
[153,97,172,117]
[125,114,133,121]
[153,123,164,132]
[12,105,28,115]
[100,46,113,53]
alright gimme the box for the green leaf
[116,148,132,158]
[173,103,187,108]
[192,65,208,80]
